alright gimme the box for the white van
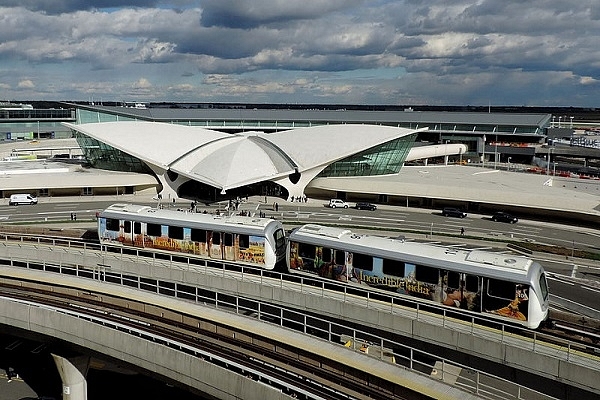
[9,194,38,206]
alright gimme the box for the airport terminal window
[105,218,120,232]
[147,223,161,237]
[318,134,416,177]
[382,259,405,277]
[353,253,373,271]
[75,133,152,174]
[191,229,206,242]
[169,226,184,240]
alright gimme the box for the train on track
[98,204,550,329]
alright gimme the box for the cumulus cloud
[17,79,35,89]
[0,1,598,105]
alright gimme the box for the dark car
[442,207,467,218]
[355,202,377,211]
[492,211,518,224]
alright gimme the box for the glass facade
[75,132,152,174]
[0,108,74,120]
[77,108,137,124]
[318,134,417,177]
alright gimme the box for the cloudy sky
[0,1,599,106]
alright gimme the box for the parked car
[355,202,377,211]
[328,199,349,208]
[492,211,518,224]
[9,193,38,206]
[441,207,467,218]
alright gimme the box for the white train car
[288,224,549,329]
[98,204,287,270]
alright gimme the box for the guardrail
[0,254,557,400]
[1,233,599,397]
[0,232,597,363]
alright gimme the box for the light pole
[546,147,554,175]
[507,156,511,171]
[570,116,574,129]
[494,136,498,169]
[558,116,562,128]
[482,135,486,168]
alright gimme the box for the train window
[134,222,141,234]
[169,226,184,240]
[224,233,233,246]
[212,232,221,245]
[191,229,206,242]
[465,274,479,292]
[487,278,514,300]
[274,229,286,250]
[123,221,132,234]
[353,253,373,272]
[238,234,249,249]
[105,218,120,232]
[415,265,439,285]
[321,247,332,263]
[382,259,405,277]
[147,223,161,237]
[334,250,345,265]
[298,243,316,259]
[539,273,549,301]
[447,271,460,288]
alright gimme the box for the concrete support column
[52,354,89,400]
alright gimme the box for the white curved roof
[63,121,420,191]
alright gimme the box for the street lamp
[558,116,562,128]
[494,135,498,169]
[482,135,486,168]
[546,147,554,175]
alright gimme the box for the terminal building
[2,102,600,225]
[59,103,550,202]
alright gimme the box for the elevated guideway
[0,238,598,399]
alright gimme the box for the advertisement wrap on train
[97,205,548,329]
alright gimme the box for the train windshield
[539,273,549,301]
[274,228,286,252]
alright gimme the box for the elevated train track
[0,230,599,399]
[0,281,414,400]
[0,264,562,400]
